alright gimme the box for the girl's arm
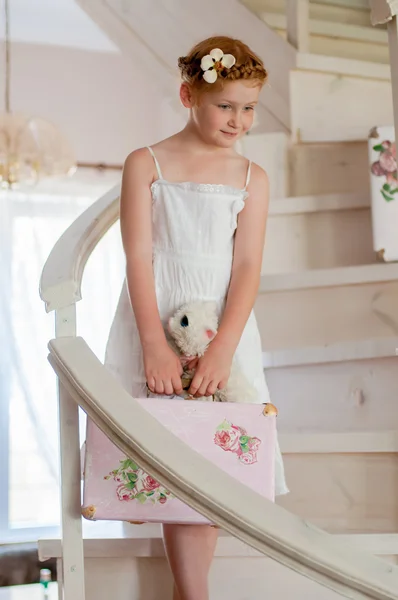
[188,163,269,397]
[213,163,269,351]
[120,149,183,395]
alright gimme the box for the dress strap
[244,160,252,190]
[147,146,163,179]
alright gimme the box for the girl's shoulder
[247,161,268,185]
[123,137,174,172]
[122,145,164,185]
[123,146,154,168]
[237,156,268,192]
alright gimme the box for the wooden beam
[286,0,309,52]
[370,0,398,25]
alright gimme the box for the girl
[105,35,288,600]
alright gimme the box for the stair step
[297,52,391,81]
[263,339,398,435]
[260,262,398,293]
[289,140,369,197]
[279,431,398,454]
[264,192,373,273]
[290,67,393,142]
[38,524,398,559]
[262,12,387,45]
[269,192,370,215]
[244,0,371,23]
[262,337,398,368]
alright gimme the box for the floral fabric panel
[370,139,397,202]
[214,420,261,465]
[104,458,173,505]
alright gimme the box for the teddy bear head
[168,301,219,357]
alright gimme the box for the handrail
[370,0,398,25]
[39,183,120,313]
[48,335,398,600]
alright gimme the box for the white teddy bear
[167,300,258,403]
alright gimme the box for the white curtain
[0,170,124,539]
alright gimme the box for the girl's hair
[178,36,267,100]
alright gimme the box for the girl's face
[182,80,261,148]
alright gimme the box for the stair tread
[259,262,398,293]
[269,192,370,215]
[38,526,398,558]
[297,52,391,80]
[262,336,398,367]
[261,12,387,44]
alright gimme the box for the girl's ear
[180,83,194,108]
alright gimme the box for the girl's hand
[143,341,183,396]
[188,342,234,398]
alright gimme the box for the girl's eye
[219,104,231,110]
[244,106,254,111]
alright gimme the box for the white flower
[200,48,236,84]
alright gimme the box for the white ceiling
[0,0,118,52]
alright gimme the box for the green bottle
[40,568,51,598]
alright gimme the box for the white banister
[40,183,121,599]
[286,0,310,52]
[40,183,120,313]
[58,380,85,600]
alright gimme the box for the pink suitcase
[82,398,276,525]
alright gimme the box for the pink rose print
[248,437,261,452]
[116,484,131,501]
[239,452,257,465]
[105,459,173,505]
[379,150,397,173]
[371,140,398,201]
[214,420,261,465]
[142,475,161,493]
[214,426,243,454]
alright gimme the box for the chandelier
[0,0,76,188]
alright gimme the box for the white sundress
[104,146,288,496]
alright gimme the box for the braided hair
[178,36,267,99]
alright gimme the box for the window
[0,171,124,542]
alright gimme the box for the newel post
[55,306,86,600]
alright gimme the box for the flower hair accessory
[200,48,236,83]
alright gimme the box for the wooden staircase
[242,0,389,63]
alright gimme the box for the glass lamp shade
[0,112,76,188]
